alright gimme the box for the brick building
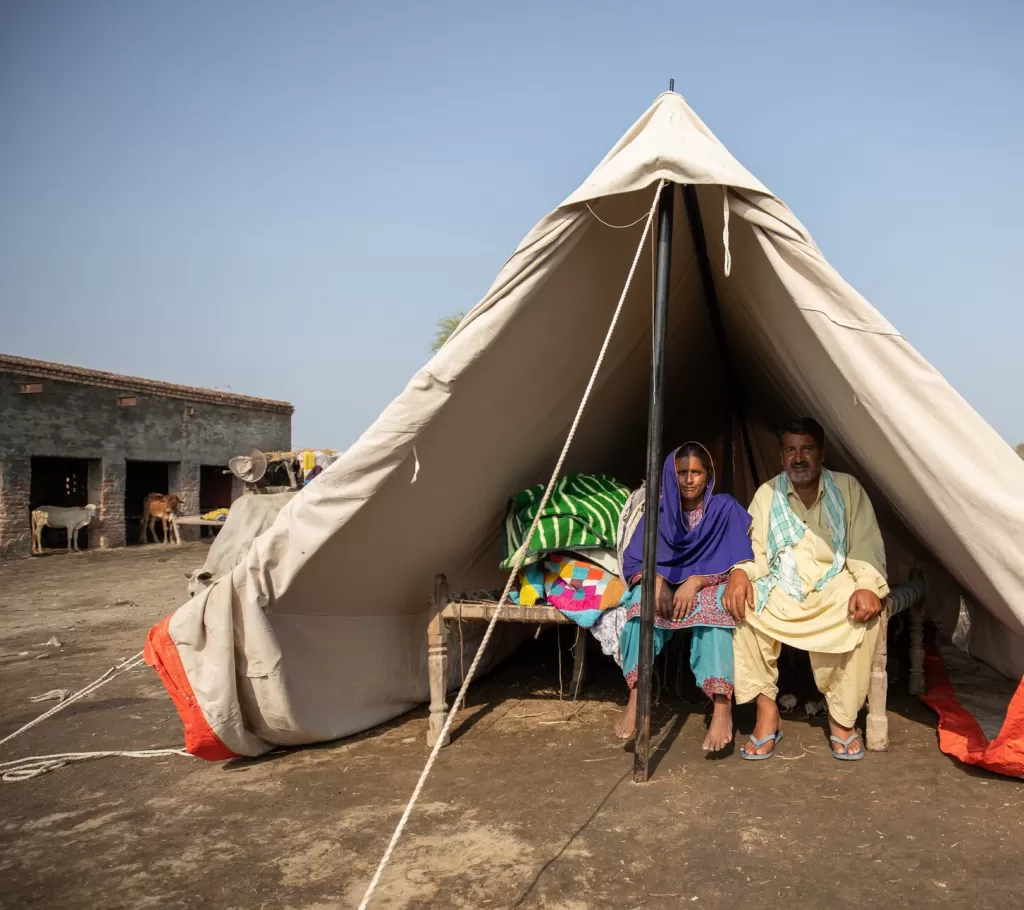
[0,354,292,558]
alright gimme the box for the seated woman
[595,442,753,749]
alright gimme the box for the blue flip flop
[830,732,865,761]
[740,730,783,761]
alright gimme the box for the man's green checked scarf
[753,469,847,613]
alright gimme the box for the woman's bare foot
[741,694,781,757]
[614,688,638,739]
[702,695,734,752]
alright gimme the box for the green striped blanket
[501,474,631,570]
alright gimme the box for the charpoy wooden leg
[570,626,586,697]
[427,574,451,748]
[866,605,889,751]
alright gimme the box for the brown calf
[142,493,185,545]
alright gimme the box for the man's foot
[703,695,734,752]
[741,694,781,758]
[614,688,638,740]
[828,714,864,759]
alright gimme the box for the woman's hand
[671,576,706,621]
[654,575,673,619]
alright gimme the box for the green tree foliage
[430,311,466,353]
[1016,442,1024,460]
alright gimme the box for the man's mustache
[792,461,810,469]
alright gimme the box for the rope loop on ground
[0,648,194,783]
[357,180,667,910]
[0,650,145,750]
[1,748,190,782]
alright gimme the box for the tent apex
[663,77,685,100]
[654,87,687,103]
[560,90,769,207]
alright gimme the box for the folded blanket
[510,554,627,627]
[501,474,630,570]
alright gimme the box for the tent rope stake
[356,180,666,910]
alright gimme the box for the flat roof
[0,354,294,415]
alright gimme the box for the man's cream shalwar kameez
[733,472,889,727]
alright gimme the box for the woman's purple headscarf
[622,444,754,584]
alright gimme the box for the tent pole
[634,181,675,784]
[680,184,760,489]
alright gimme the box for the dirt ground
[1,545,1022,910]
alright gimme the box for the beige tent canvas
[145,91,1024,768]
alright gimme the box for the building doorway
[30,457,91,550]
[125,460,170,544]
[199,465,233,538]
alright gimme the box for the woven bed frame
[426,570,927,752]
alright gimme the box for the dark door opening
[199,465,233,538]
[30,457,91,550]
[125,461,170,545]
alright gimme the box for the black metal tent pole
[633,181,675,784]
[681,183,760,490]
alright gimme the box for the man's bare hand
[848,589,882,624]
[723,569,753,623]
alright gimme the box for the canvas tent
[145,91,1024,770]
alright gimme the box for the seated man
[723,418,888,760]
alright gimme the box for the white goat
[31,504,98,554]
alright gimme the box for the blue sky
[2,1,1021,448]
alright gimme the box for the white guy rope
[1,748,190,782]
[0,650,193,782]
[585,200,652,229]
[357,180,666,910]
[722,186,732,277]
[0,650,145,749]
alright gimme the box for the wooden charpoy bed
[426,570,928,752]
